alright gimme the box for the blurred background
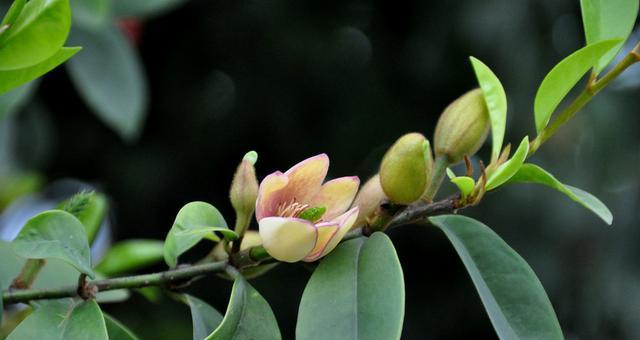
[1,0,639,339]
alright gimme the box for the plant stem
[529,42,640,156]
[10,259,46,289]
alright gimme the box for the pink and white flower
[256,154,360,262]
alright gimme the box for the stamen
[275,199,310,218]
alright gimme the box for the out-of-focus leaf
[178,294,223,340]
[112,0,186,19]
[580,0,640,73]
[297,233,405,340]
[70,0,110,29]
[429,215,563,340]
[0,47,80,96]
[164,201,229,267]
[105,314,140,340]
[206,277,281,340]
[470,57,507,161]
[12,210,95,278]
[60,300,108,340]
[0,171,44,210]
[57,191,108,243]
[485,136,529,191]
[95,239,164,276]
[67,25,147,141]
[0,0,71,70]
[507,163,613,224]
[0,81,38,121]
[6,300,72,340]
[534,39,620,133]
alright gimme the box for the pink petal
[255,171,289,221]
[302,223,339,262]
[309,176,360,220]
[318,207,359,258]
[278,154,329,205]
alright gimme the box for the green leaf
[580,0,640,73]
[112,0,186,18]
[297,233,405,340]
[485,136,529,191]
[0,0,71,70]
[507,163,613,224]
[71,0,111,29]
[1,0,26,27]
[206,277,281,340]
[60,300,109,340]
[105,313,140,340]
[66,25,147,141]
[0,47,80,96]
[0,81,38,121]
[164,201,229,267]
[451,176,475,200]
[470,57,507,161]
[95,239,165,276]
[179,294,223,340]
[534,39,621,133]
[12,210,95,278]
[429,215,563,340]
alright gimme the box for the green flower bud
[230,151,259,236]
[351,174,387,227]
[379,133,431,204]
[433,88,490,164]
[212,231,278,279]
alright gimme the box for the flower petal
[258,217,318,263]
[255,171,289,221]
[280,154,329,204]
[319,207,359,258]
[310,176,360,220]
[302,223,339,262]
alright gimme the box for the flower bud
[212,231,277,279]
[230,151,259,235]
[351,174,387,228]
[379,133,431,204]
[434,88,490,164]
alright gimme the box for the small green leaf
[1,0,26,27]
[297,233,405,340]
[485,136,529,191]
[534,39,621,133]
[451,176,475,200]
[0,0,71,70]
[429,215,563,340]
[12,210,95,278]
[95,239,165,276]
[507,163,613,224]
[61,300,109,340]
[105,314,140,340]
[71,0,111,29]
[470,57,507,161]
[580,0,640,73]
[207,277,281,340]
[0,47,80,96]
[164,201,229,267]
[111,0,186,18]
[67,25,147,141]
[179,294,223,340]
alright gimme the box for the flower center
[275,200,326,222]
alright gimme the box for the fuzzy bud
[230,151,259,236]
[351,174,387,228]
[379,133,432,204]
[434,88,490,164]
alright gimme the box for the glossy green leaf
[297,233,405,340]
[12,210,95,278]
[1,0,26,27]
[179,294,223,340]
[507,163,613,224]
[206,277,281,340]
[0,0,71,70]
[71,0,110,29]
[112,0,186,18]
[451,176,475,200]
[485,136,529,191]
[67,25,147,141]
[534,39,621,133]
[105,314,140,340]
[0,47,80,96]
[470,57,507,161]
[0,81,38,121]
[95,239,164,276]
[429,215,563,340]
[61,300,109,340]
[164,201,229,267]
[580,0,639,73]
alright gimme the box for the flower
[256,154,360,262]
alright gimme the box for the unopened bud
[351,174,387,227]
[212,231,277,279]
[230,151,259,235]
[434,88,490,164]
[379,133,431,204]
